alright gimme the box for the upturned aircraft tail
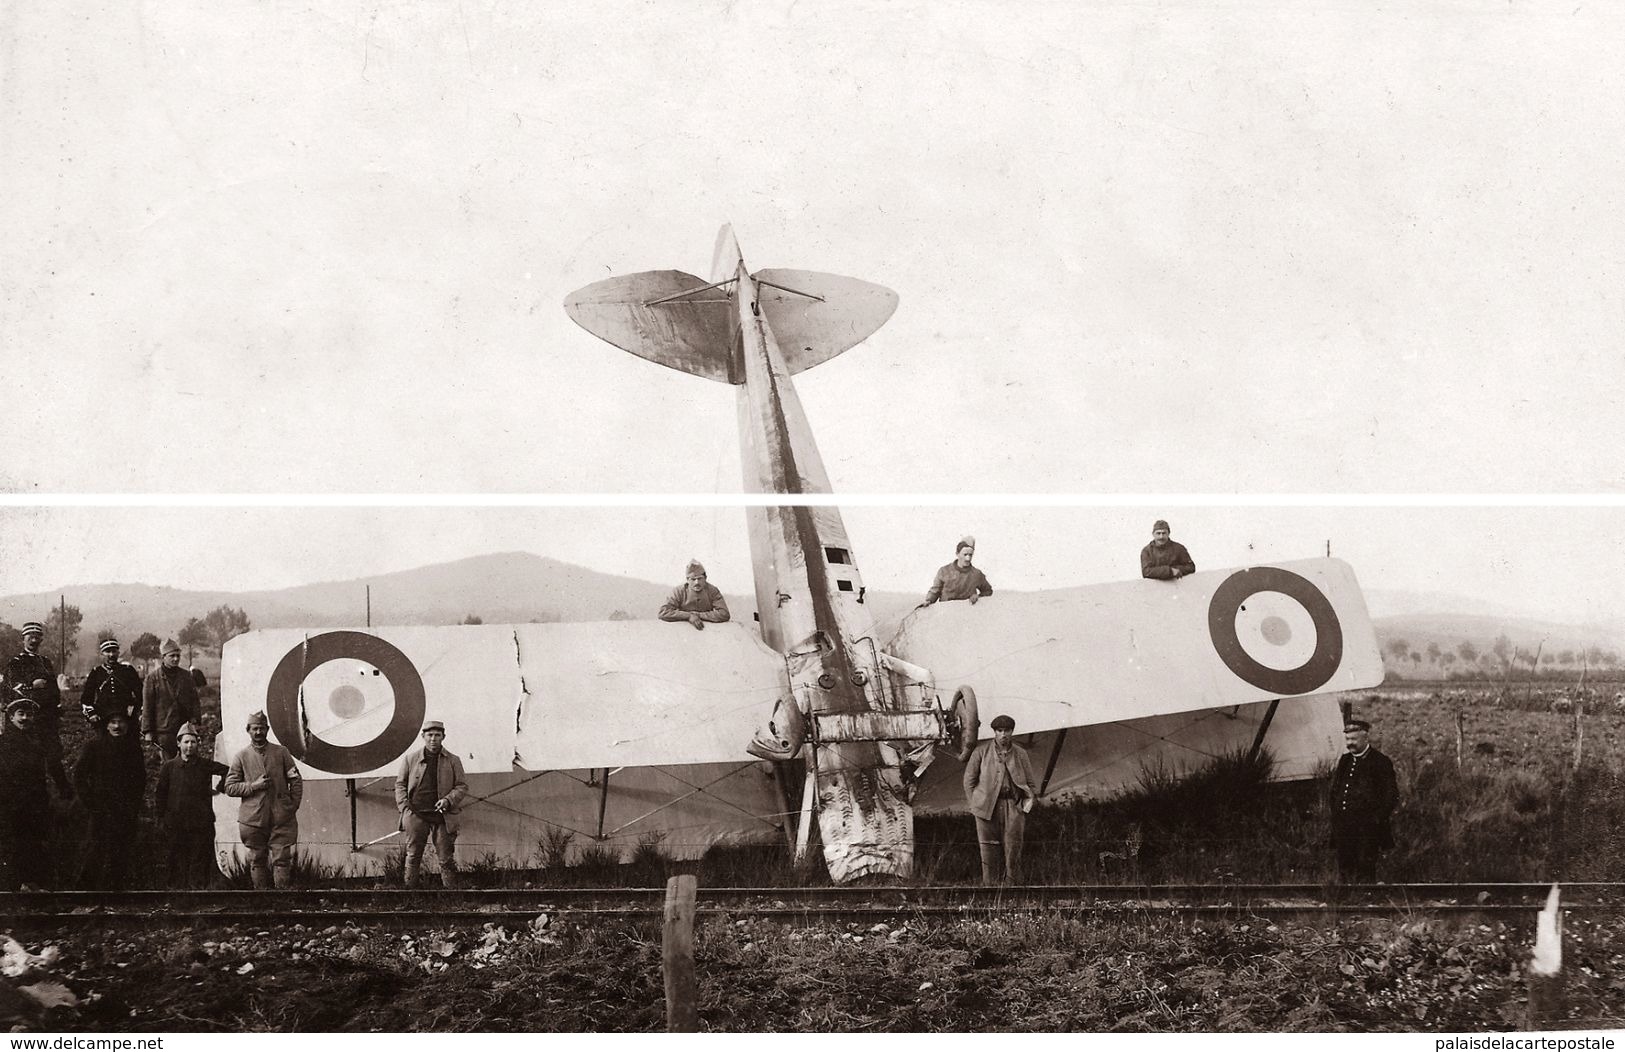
[562,232,898,384]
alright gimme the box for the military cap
[422,720,446,733]
[956,535,976,553]
[21,621,44,636]
[99,638,121,653]
[1153,519,1170,532]
[246,711,270,729]
[1344,718,1371,731]
[161,638,181,656]
[685,559,707,577]
[176,722,203,741]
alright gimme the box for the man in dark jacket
[394,720,469,887]
[155,722,229,887]
[81,638,142,753]
[923,536,993,606]
[0,698,57,890]
[4,620,73,797]
[143,639,200,761]
[962,714,1036,885]
[74,712,147,889]
[1140,519,1196,580]
[1328,718,1399,883]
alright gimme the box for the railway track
[5,882,1621,930]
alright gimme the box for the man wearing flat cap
[80,638,143,754]
[394,720,469,887]
[962,713,1037,885]
[143,638,201,761]
[923,536,993,606]
[225,711,303,889]
[1141,520,1196,581]
[156,722,229,887]
[4,620,72,798]
[659,560,731,631]
[1328,718,1398,883]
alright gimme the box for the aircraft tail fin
[563,268,898,385]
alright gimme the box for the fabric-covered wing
[563,270,740,383]
[753,268,898,375]
[885,558,1383,738]
[220,622,788,779]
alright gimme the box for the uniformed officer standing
[3,620,73,797]
[143,639,200,761]
[1328,718,1399,883]
[80,639,143,754]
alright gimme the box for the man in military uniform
[143,639,200,761]
[1140,519,1196,581]
[80,638,143,754]
[3,620,72,797]
[658,560,731,631]
[1328,718,1399,883]
[393,720,469,888]
[224,711,303,889]
[923,536,993,606]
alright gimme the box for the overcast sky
[4,1,1624,493]
[2,504,1621,627]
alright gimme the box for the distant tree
[1604,650,1622,668]
[130,632,162,662]
[42,604,84,668]
[1541,652,1556,665]
[1558,649,1576,666]
[177,618,210,652]
[1491,634,1513,665]
[1426,641,1442,664]
[1410,651,1422,667]
[607,610,633,622]
[95,627,118,644]
[462,614,484,625]
[1387,639,1412,660]
[203,605,252,649]
[1514,647,1536,667]
[1585,646,1606,667]
[1441,652,1456,668]
[0,623,21,662]
[1457,641,1479,664]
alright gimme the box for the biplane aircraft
[215,228,1385,881]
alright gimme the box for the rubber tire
[950,685,980,762]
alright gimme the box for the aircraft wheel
[950,685,979,761]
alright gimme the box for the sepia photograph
[4,0,1625,1040]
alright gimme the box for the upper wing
[885,558,1383,737]
[221,622,788,779]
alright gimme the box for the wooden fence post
[663,874,698,1032]
[1455,710,1465,769]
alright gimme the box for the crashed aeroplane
[215,229,1385,880]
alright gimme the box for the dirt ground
[5,910,1623,1032]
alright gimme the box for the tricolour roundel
[1206,567,1343,696]
[266,631,426,775]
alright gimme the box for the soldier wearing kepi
[73,711,147,889]
[923,536,993,606]
[143,638,200,761]
[81,638,143,753]
[224,711,303,889]
[0,698,58,890]
[962,714,1036,885]
[658,560,731,631]
[3,620,73,797]
[1140,519,1196,581]
[155,722,229,888]
[1328,718,1399,884]
[394,720,469,888]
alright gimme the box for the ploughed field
[6,911,1624,1032]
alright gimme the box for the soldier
[224,711,303,889]
[923,536,993,606]
[1140,519,1196,581]
[3,620,73,797]
[1328,718,1399,883]
[393,720,469,888]
[658,560,731,631]
[143,639,200,761]
[155,722,229,888]
[73,712,146,889]
[0,698,57,890]
[962,714,1036,885]
[80,638,143,753]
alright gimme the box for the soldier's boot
[250,862,272,890]
[440,864,459,890]
[403,859,421,887]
